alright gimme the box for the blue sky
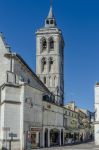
[0,0,99,111]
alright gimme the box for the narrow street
[33,142,99,150]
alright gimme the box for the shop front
[26,128,42,149]
[64,130,79,144]
[50,128,60,146]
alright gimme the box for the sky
[0,0,99,111]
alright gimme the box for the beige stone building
[63,107,79,144]
[65,101,94,143]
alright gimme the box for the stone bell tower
[36,4,64,105]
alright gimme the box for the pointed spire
[45,0,57,28]
[47,5,54,19]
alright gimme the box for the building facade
[0,33,51,149]
[65,101,94,143]
[63,107,79,144]
[94,83,99,146]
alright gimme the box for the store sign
[31,128,42,132]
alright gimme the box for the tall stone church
[36,6,64,105]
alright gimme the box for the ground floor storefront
[26,127,43,149]
[43,127,64,148]
[25,127,64,149]
[25,127,93,149]
[64,128,93,145]
[64,130,79,144]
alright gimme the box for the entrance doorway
[50,129,60,146]
[61,129,63,145]
[45,128,48,147]
[31,133,36,148]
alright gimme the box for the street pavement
[33,142,99,150]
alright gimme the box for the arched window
[49,57,54,72]
[54,76,57,87]
[42,38,47,51]
[46,20,49,24]
[43,76,46,84]
[49,76,52,87]
[49,37,54,50]
[41,57,47,72]
[50,19,54,24]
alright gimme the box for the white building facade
[0,33,51,149]
[94,83,99,146]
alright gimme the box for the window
[64,118,68,128]
[54,76,57,87]
[20,75,24,82]
[44,76,46,84]
[49,38,54,50]
[42,58,47,72]
[65,111,67,115]
[50,19,54,24]
[42,38,47,51]
[46,20,49,24]
[49,57,54,72]
[49,76,52,87]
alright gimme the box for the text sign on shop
[9,133,17,138]
[31,128,43,132]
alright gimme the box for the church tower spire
[36,3,64,105]
[45,1,57,28]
